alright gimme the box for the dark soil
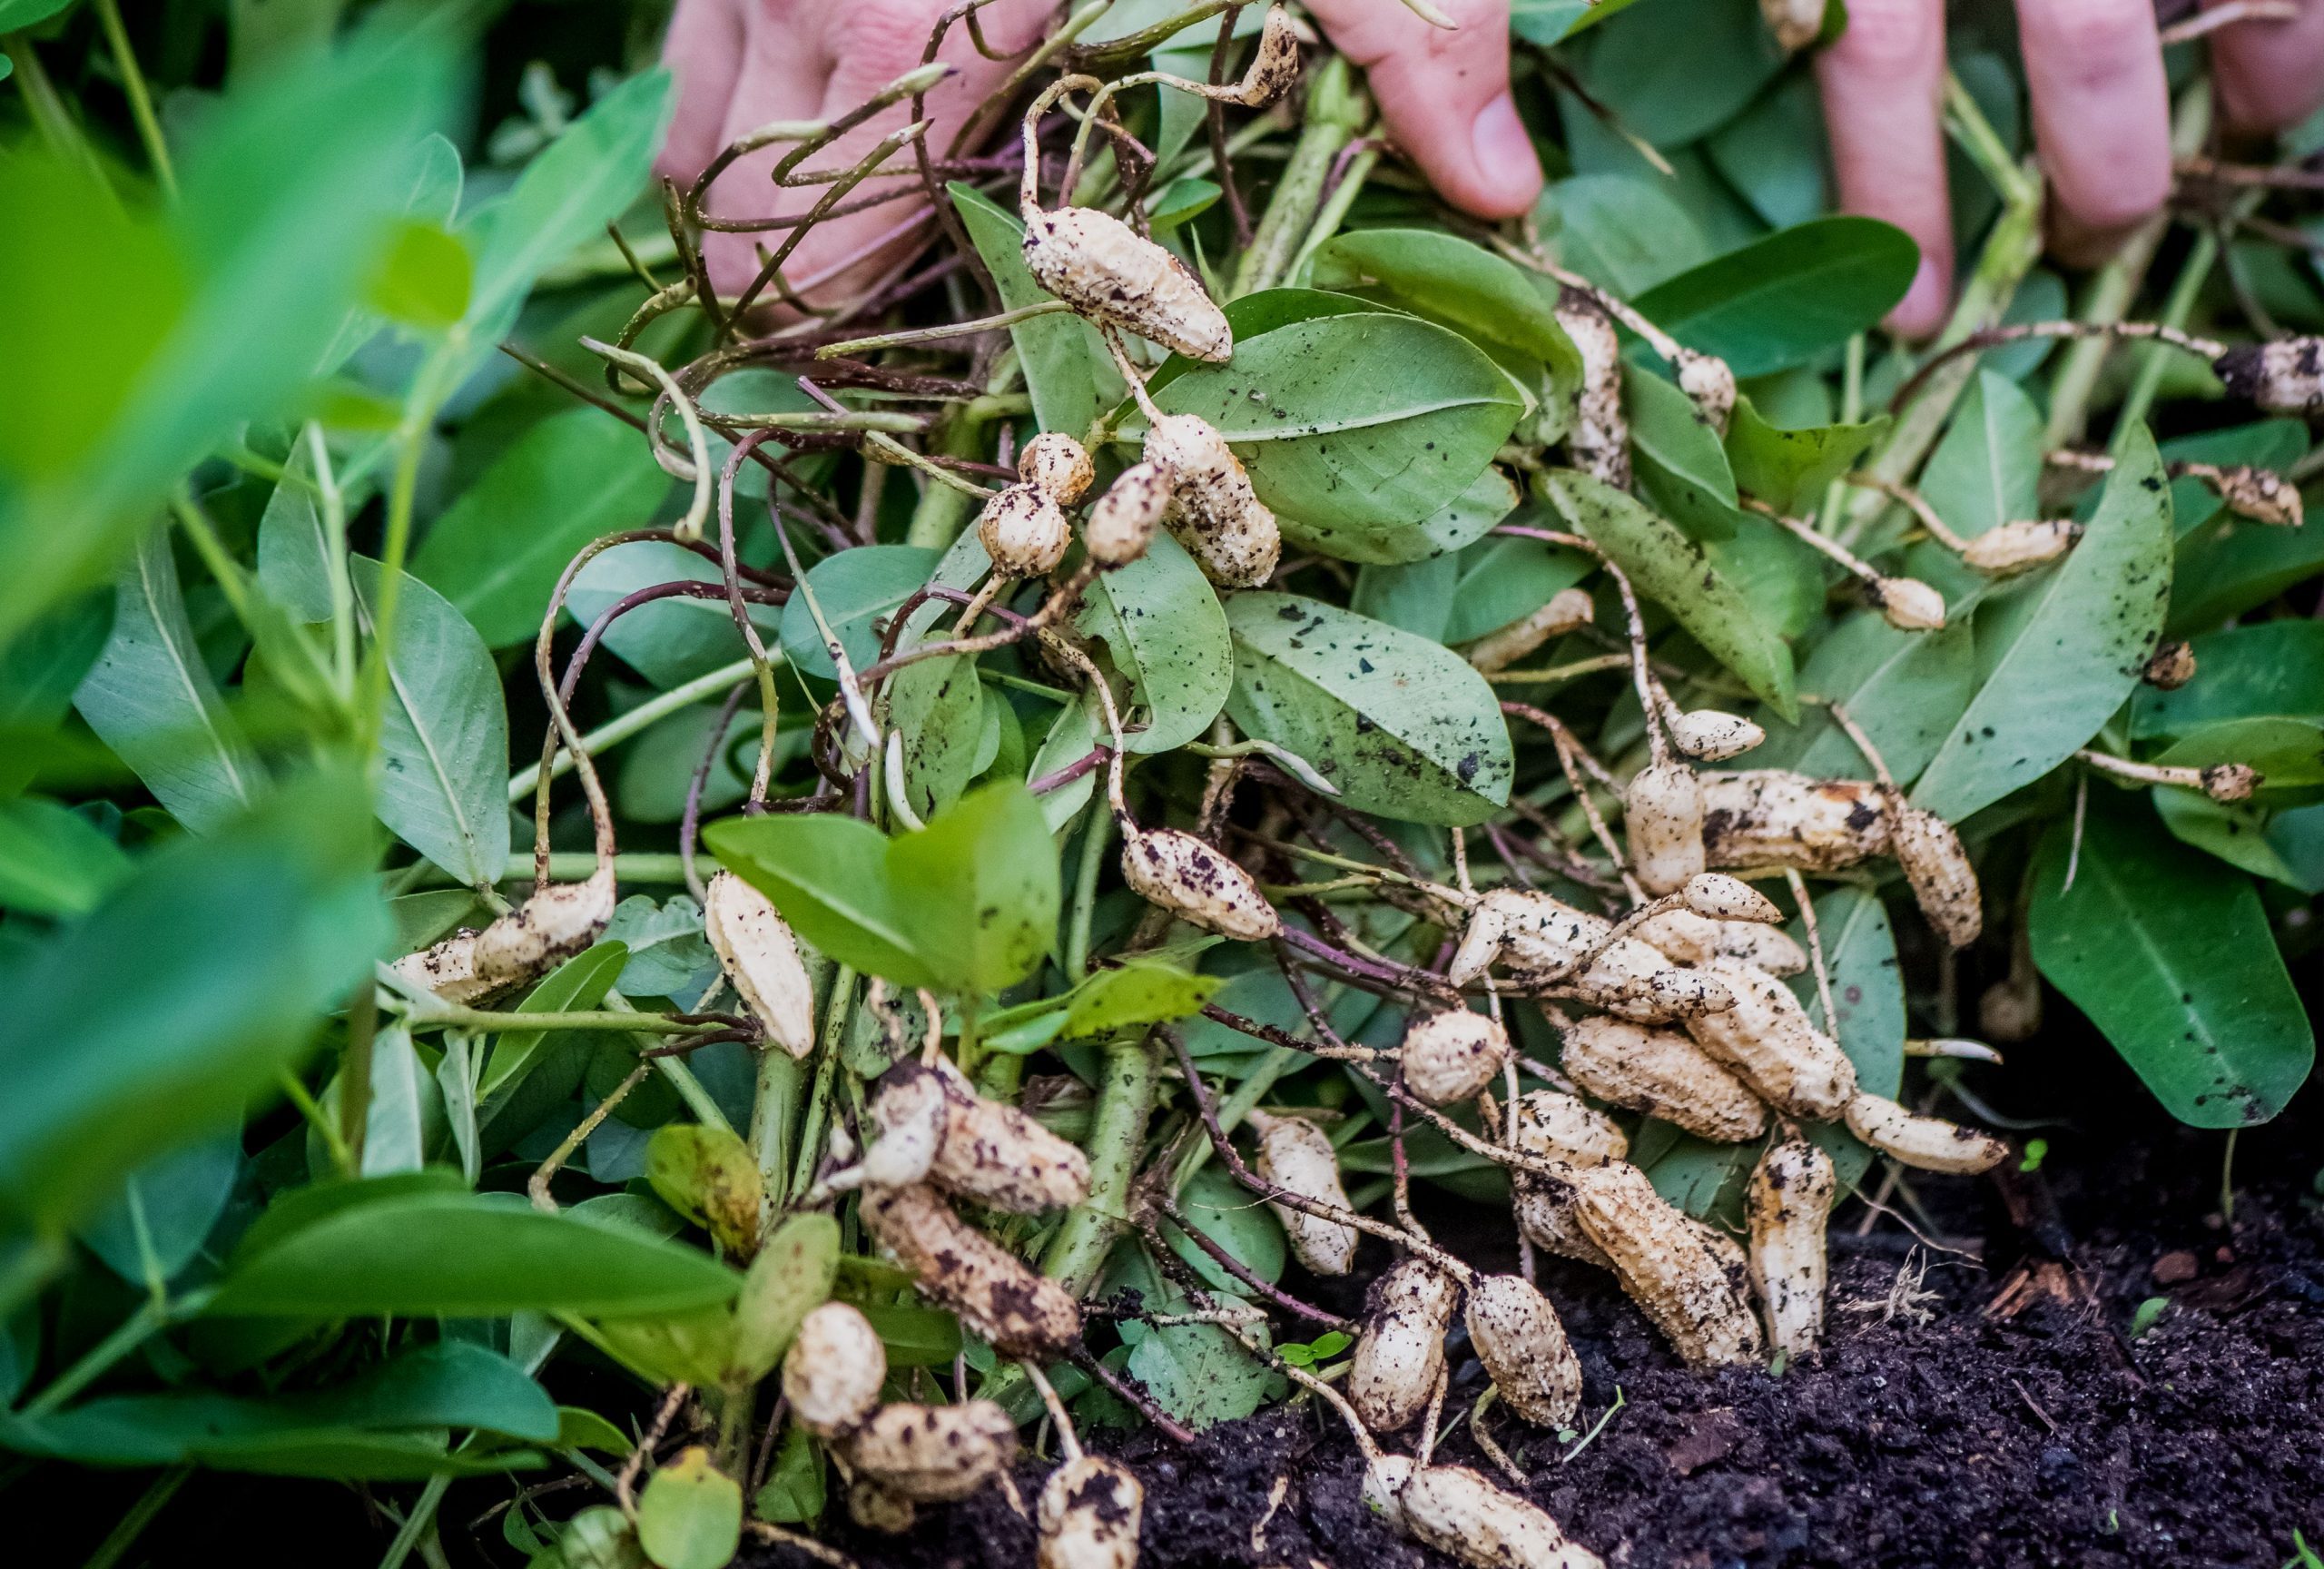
[810,1052,2324,1569]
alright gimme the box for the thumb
[1305,0,1541,220]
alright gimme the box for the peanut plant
[0,2,2317,1567]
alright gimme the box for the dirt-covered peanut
[391,928,499,1004]
[1466,587,1596,675]
[1397,1464,1606,1569]
[859,1183,1081,1356]
[1400,1009,1514,1106]
[1761,0,1826,50]
[1699,770,1894,873]
[1119,824,1279,941]
[923,1057,1091,1212]
[978,480,1072,578]
[848,1477,919,1534]
[2207,463,2302,526]
[1959,518,2077,576]
[783,1301,887,1437]
[1022,205,1233,361]
[1632,906,1808,976]
[1683,873,1781,923]
[1348,1259,1459,1433]
[1363,1456,1415,1529]
[1889,804,1982,949]
[1675,350,1737,435]
[1464,1273,1581,1427]
[1019,431,1095,504]
[1843,1090,2010,1174]
[1558,1014,1767,1143]
[1039,1456,1144,1569]
[1626,762,1707,895]
[1233,4,1302,105]
[841,1399,1019,1502]
[1249,1110,1357,1275]
[1683,958,1856,1120]
[1872,575,1946,630]
[1514,1169,1606,1267]
[2203,764,2260,803]
[1668,708,1764,762]
[1571,1159,1764,1367]
[1142,413,1280,587]
[866,1070,946,1189]
[704,869,815,1057]
[1454,889,1735,1022]
[1511,1090,1629,1268]
[1084,461,1170,567]
[1558,296,1630,490]
[473,867,615,986]
[2142,639,2197,689]
[1747,1138,1834,1359]
[2213,337,2324,418]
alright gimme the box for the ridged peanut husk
[1747,1138,1835,1359]
[1249,1110,1356,1275]
[1398,1464,1607,1569]
[1464,1273,1581,1427]
[1889,803,1982,949]
[1682,958,1858,1120]
[1843,1090,2010,1174]
[1401,1009,1514,1106]
[1873,576,1946,631]
[783,1301,888,1437]
[1571,1160,1764,1367]
[1631,906,1807,976]
[978,481,1072,577]
[1118,824,1280,940]
[841,1400,1019,1502]
[1668,708,1764,763]
[1022,205,1233,361]
[704,870,816,1056]
[1510,1090,1629,1268]
[859,1183,1081,1356]
[1039,1456,1144,1569]
[1559,1014,1768,1143]
[2214,337,2324,419]
[1959,518,2076,576]
[865,1071,945,1189]
[391,928,500,1004]
[1019,432,1095,503]
[1626,762,1708,895]
[1084,461,1170,567]
[1557,296,1629,491]
[1142,413,1280,587]
[1700,770,1893,873]
[474,867,615,986]
[1348,1259,1459,1432]
[922,1057,1092,1212]
[1452,889,1734,1022]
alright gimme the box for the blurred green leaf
[857,1300,961,1366]
[1166,1163,1285,1296]
[0,797,132,916]
[0,590,113,795]
[753,1423,825,1525]
[368,219,471,329]
[1541,173,1712,298]
[74,1132,241,1286]
[645,1123,762,1257]
[2032,797,2311,1127]
[729,1212,840,1382]
[1583,0,1785,146]
[636,1448,742,1569]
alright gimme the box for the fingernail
[1470,93,1542,214]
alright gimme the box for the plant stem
[93,0,176,199]
[1284,146,1378,285]
[277,1064,355,1175]
[82,1464,192,1569]
[905,412,994,549]
[789,965,855,1198]
[2113,226,2221,447]
[339,978,379,1175]
[1229,56,1365,298]
[377,1475,450,1569]
[26,1289,213,1416]
[4,34,109,192]
[1037,1032,1159,1295]
[749,1047,805,1214]
[402,1006,729,1037]
[1066,802,1111,981]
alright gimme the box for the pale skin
[660,0,2324,337]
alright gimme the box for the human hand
[1818,0,2324,339]
[655,0,1544,300]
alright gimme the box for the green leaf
[1632,217,1921,377]
[0,796,132,917]
[1541,173,1712,298]
[357,1024,441,1177]
[1725,398,1888,515]
[1750,612,1974,787]
[74,528,263,834]
[2031,798,2312,1126]
[465,70,675,340]
[1063,959,1222,1038]
[74,1132,241,1286]
[1908,370,2044,600]
[604,895,715,998]
[777,545,940,682]
[566,540,782,690]
[637,1449,743,1569]
[0,589,112,794]
[1583,0,1786,146]
[1536,468,1798,718]
[352,558,510,892]
[2132,620,2324,738]
[887,650,986,821]
[645,1123,763,1257]
[950,183,1118,436]
[413,409,675,646]
[1025,695,1100,833]
[753,1424,826,1526]
[706,814,932,990]
[2151,718,2324,804]
[0,770,388,1230]
[1115,1248,1273,1428]
[857,1301,961,1366]
[210,1189,740,1317]
[1912,426,2174,822]
[578,1304,737,1389]
[886,781,1060,992]
[1076,530,1234,754]
[1226,593,1514,825]
[1705,72,1829,231]
[367,218,471,328]
[729,1212,841,1381]
[2153,788,2306,888]
[479,942,631,1107]
[1440,535,1597,646]
[1166,1163,1285,1296]
[1147,313,1525,559]
[2163,422,2318,631]
[1310,228,1582,390]
[1626,363,1742,542]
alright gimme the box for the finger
[2014,0,2171,246]
[693,0,833,298]
[1305,0,1541,220]
[656,0,749,183]
[2205,0,2324,132]
[1814,0,1951,337]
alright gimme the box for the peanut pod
[860,1183,1082,1356]
[1843,1090,2010,1174]
[922,1057,1092,1212]
[840,1399,1019,1502]
[783,1301,888,1437]
[1387,1462,1607,1569]
[1347,1258,1459,1433]
[1746,1138,1834,1359]
[1625,761,1707,896]
[1682,958,1857,1120]
[1452,890,1734,1022]
[1463,1273,1582,1428]
[1249,1110,1357,1275]
[1142,413,1281,587]
[1400,1009,1514,1106]
[704,869,816,1056]
[1887,800,1982,950]
[1699,770,1893,873]
[1118,824,1280,940]
[1571,1159,1764,1367]
[1631,906,1807,977]
[1557,1014,1767,1143]
[1022,206,1232,362]
[1039,1456,1144,1569]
